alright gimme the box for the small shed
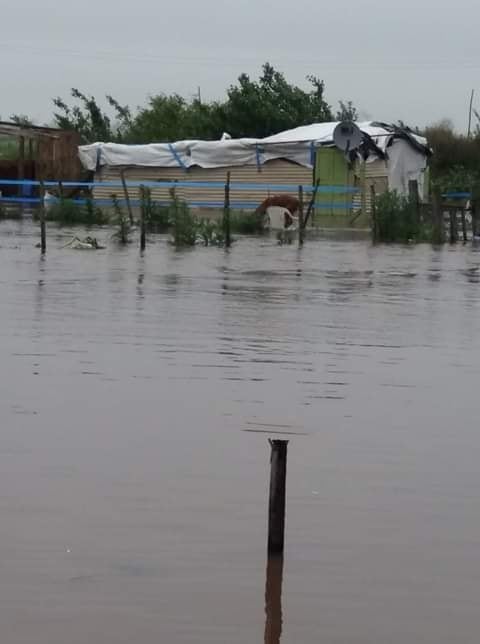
[0,121,82,197]
[78,122,430,217]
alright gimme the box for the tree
[222,63,333,138]
[335,100,358,122]
[52,89,130,143]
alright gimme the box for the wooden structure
[0,121,82,196]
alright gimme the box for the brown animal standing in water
[255,195,300,218]
[255,195,300,229]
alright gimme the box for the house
[78,122,430,220]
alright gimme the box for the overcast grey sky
[2,0,479,132]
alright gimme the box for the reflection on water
[264,556,284,644]
[2,220,480,643]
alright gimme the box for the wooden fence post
[39,181,46,254]
[120,169,134,225]
[139,185,146,252]
[370,185,378,242]
[267,440,288,556]
[224,172,231,248]
[408,179,420,223]
[17,136,25,198]
[431,189,445,244]
[298,185,304,246]
[449,208,458,244]
[461,207,468,242]
[470,195,477,239]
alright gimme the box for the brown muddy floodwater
[2,219,480,643]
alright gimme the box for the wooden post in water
[461,207,468,243]
[224,172,231,248]
[304,179,320,228]
[449,208,458,243]
[431,189,445,244]
[139,185,146,252]
[370,185,378,242]
[360,160,367,221]
[408,180,420,224]
[39,181,46,254]
[471,186,480,239]
[267,440,288,556]
[264,555,284,644]
[298,185,304,246]
[17,136,25,198]
[120,169,134,225]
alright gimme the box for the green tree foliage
[127,95,224,143]
[221,63,332,138]
[53,89,131,143]
[335,100,358,122]
[424,119,480,183]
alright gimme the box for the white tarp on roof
[78,138,313,172]
[78,122,429,196]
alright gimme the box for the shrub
[170,194,198,246]
[374,190,430,243]
[139,186,170,231]
[229,210,264,234]
[44,197,107,225]
[111,194,131,244]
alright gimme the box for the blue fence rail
[0,178,361,211]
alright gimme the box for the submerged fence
[0,178,362,213]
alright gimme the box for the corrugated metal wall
[94,159,313,209]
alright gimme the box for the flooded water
[2,219,480,643]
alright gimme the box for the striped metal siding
[94,160,313,209]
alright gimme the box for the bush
[139,186,170,231]
[111,194,131,244]
[433,165,479,195]
[45,197,107,225]
[170,194,198,246]
[197,219,224,246]
[375,190,430,243]
[229,210,264,234]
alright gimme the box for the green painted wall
[314,148,354,217]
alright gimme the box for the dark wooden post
[120,169,134,225]
[449,208,458,243]
[431,189,445,244]
[268,440,288,556]
[140,185,146,252]
[224,171,231,248]
[298,185,304,246]
[264,555,284,644]
[408,179,420,223]
[17,136,25,198]
[370,184,378,242]
[461,207,468,242]
[304,179,320,228]
[471,186,480,239]
[39,181,46,254]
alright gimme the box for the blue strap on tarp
[168,144,187,170]
[310,142,316,166]
[255,144,262,170]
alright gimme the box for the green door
[314,148,354,217]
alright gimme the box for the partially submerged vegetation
[373,191,432,243]
[44,197,108,226]
[43,187,245,248]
